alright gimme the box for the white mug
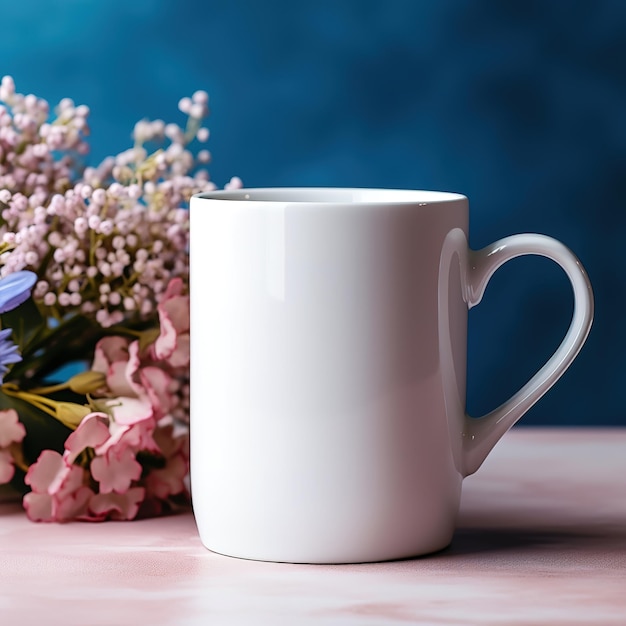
[189,188,593,563]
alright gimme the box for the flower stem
[1,384,57,419]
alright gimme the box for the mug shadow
[444,524,625,557]
[322,520,626,568]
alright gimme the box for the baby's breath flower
[0,75,237,441]
[178,97,192,115]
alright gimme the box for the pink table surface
[1,428,625,626]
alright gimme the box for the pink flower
[92,336,133,395]
[64,409,153,493]
[153,277,190,368]
[63,412,110,463]
[24,411,155,522]
[23,405,189,521]
[89,487,145,521]
[0,408,26,448]
[0,409,26,484]
[0,449,15,483]
[92,338,174,420]
[144,421,189,500]
[145,453,187,500]
[23,450,94,522]
[98,415,159,456]
[91,446,142,494]
[46,410,154,520]
[105,395,154,426]
[20,322,190,523]
[140,366,175,418]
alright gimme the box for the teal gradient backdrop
[2,1,624,425]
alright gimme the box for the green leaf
[8,314,101,382]
[138,327,161,352]
[0,296,46,353]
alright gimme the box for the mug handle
[462,233,594,476]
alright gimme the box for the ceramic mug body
[189,188,593,564]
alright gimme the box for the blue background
[2,0,624,425]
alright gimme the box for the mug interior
[194,188,466,204]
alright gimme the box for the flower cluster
[0,75,240,329]
[0,76,236,521]
[25,326,189,521]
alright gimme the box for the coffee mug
[189,188,593,563]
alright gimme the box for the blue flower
[0,328,22,383]
[0,270,37,314]
[0,270,37,383]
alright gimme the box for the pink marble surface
[1,428,625,625]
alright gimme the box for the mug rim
[192,187,467,206]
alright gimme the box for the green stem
[1,385,57,419]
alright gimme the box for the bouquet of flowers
[0,76,240,521]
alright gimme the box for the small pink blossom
[145,453,187,500]
[92,335,131,380]
[91,446,142,494]
[144,421,189,500]
[224,175,243,190]
[64,412,110,464]
[0,449,15,483]
[92,337,175,421]
[64,406,157,465]
[104,361,137,398]
[0,408,26,447]
[139,366,174,417]
[97,417,159,457]
[89,487,145,521]
[105,396,154,426]
[23,450,94,522]
[153,277,190,368]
